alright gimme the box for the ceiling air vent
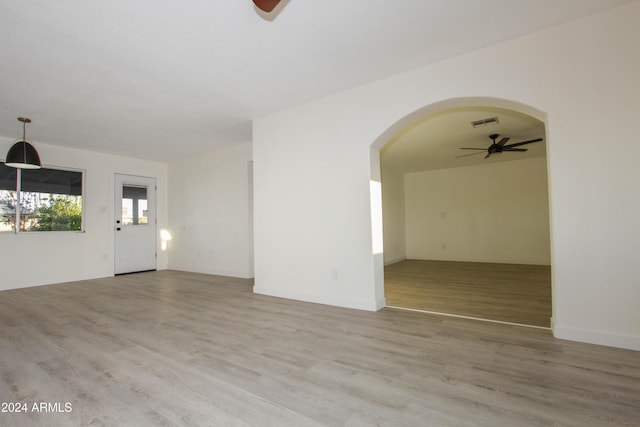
[471,116,499,128]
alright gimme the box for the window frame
[0,162,86,234]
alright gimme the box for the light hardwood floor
[385,260,552,328]
[0,271,638,426]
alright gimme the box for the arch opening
[370,97,553,328]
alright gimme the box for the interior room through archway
[380,105,551,327]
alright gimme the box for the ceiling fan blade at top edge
[253,0,281,12]
[497,137,510,146]
[502,148,528,152]
[459,147,487,150]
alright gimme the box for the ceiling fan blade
[459,147,486,150]
[253,0,281,12]
[503,138,543,149]
[455,151,486,158]
[497,137,510,147]
[502,148,528,152]
[484,152,492,159]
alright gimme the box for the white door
[114,174,157,274]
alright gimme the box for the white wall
[381,165,406,265]
[0,138,168,291]
[167,142,253,278]
[253,113,382,310]
[253,3,640,350]
[404,158,550,265]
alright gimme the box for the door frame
[114,173,157,275]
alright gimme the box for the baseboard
[253,286,381,311]
[384,256,407,266]
[0,271,112,292]
[168,264,253,279]
[553,324,640,351]
[405,256,551,266]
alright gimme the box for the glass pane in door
[121,185,148,225]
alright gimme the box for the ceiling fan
[457,134,543,159]
[253,0,282,12]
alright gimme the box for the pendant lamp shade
[6,141,42,169]
[5,117,41,169]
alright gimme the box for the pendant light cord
[22,119,27,160]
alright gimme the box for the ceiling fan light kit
[5,117,42,169]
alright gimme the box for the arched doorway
[370,97,552,328]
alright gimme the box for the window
[121,185,148,225]
[0,163,84,232]
[0,165,17,232]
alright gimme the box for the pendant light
[5,117,41,169]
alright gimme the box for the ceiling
[381,107,546,173]
[0,0,635,161]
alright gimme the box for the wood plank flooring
[385,260,552,327]
[1,270,638,426]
